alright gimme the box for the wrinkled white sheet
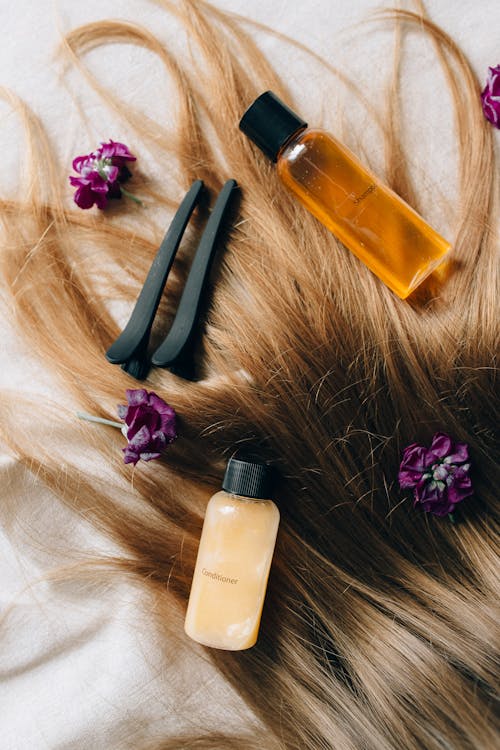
[0,1,498,748]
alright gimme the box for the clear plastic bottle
[184,456,279,650]
[239,91,451,299]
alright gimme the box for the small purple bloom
[118,389,177,465]
[69,140,137,210]
[481,65,500,129]
[398,432,473,517]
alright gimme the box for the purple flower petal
[419,498,453,517]
[398,469,420,488]
[430,432,452,459]
[72,154,90,172]
[128,424,152,450]
[402,444,432,470]
[148,392,173,415]
[73,184,98,210]
[447,479,473,505]
[69,175,87,188]
[126,389,149,407]
[445,442,469,464]
[398,444,432,487]
[100,140,137,163]
[139,451,162,462]
[94,192,108,210]
[123,447,140,465]
[87,173,108,192]
[452,464,470,480]
[415,477,443,504]
[149,432,167,451]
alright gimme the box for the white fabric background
[0,1,498,748]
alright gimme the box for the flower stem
[448,513,456,524]
[76,412,123,429]
[120,187,143,205]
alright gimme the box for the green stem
[76,412,123,429]
[448,513,456,524]
[120,187,143,205]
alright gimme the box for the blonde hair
[1,1,498,748]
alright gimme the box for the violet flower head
[481,65,500,129]
[69,140,137,209]
[118,389,177,465]
[398,432,473,517]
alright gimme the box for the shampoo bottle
[239,91,451,299]
[184,456,279,650]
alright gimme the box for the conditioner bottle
[239,91,450,299]
[184,456,279,650]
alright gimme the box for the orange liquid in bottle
[277,130,450,299]
[239,92,451,299]
[184,491,279,650]
[184,456,279,651]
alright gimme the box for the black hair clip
[105,179,237,380]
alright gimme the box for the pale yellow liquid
[184,491,280,650]
[277,129,451,299]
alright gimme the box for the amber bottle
[239,91,450,299]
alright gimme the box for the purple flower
[398,432,473,517]
[481,65,500,129]
[118,389,177,465]
[69,140,137,209]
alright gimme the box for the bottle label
[202,567,239,584]
[352,183,377,205]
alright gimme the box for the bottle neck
[222,490,270,503]
[276,125,307,161]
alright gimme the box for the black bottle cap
[222,456,274,499]
[239,91,307,163]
